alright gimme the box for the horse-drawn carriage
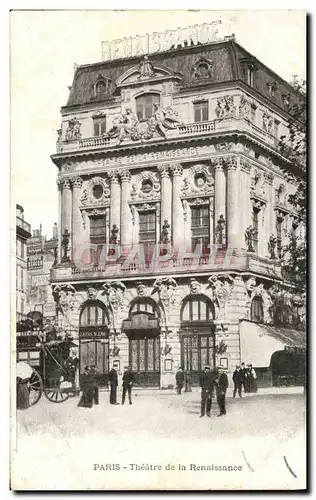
[16,336,79,409]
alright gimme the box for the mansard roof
[64,38,300,114]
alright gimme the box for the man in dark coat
[175,367,185,395]
[122,366,134,405]
[240,362,247,393]
[109,365,119,404]
[78,366,99,408]
[199,366,217,417]
[232,365,243,398]
[216,369,229,416]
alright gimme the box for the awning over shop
[239,320,306,368]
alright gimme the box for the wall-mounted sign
[101,21,222,62]
[79,330,109,340]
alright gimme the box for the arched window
[251,296,264,323]
[181,295,215,323]
[135,93,160,121]
[80,301,108,327]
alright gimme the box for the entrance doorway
[79,301,110,386]
[180,295,215,386]
[122,298,161,387]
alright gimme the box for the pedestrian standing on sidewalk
[109,364,119,405]
[240,362,247,393]
[78,366,99,408]
[216,369,229,417]
[175,366,185,395]
[199,366,217,418]
[248,364,258,393]
[122,366,134,405]
[232,365,242,398]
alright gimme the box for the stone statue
[245,226,257,252]
[139,56,155,78]
[65,118,81,141]
[239,95,252,120]
[189,277,201,294]
[268,235,277,259]
[106,108,138,143]
[151,105,183,138]
[215,96,236,119]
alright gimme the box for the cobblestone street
[12,387,306,490]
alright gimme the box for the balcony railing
[55,117,280,155]
[16,216,31,235]
[51,249,282,282]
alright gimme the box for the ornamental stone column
[239,158,252,249]
[61,178,72,256]
[158,165,172,238]
[70,176,83,263]
[264,171,275,256]
[226,156,239,249]
[170,164,184,252]
[108,170,121,242]
[56,178,63,263]
[120,170,132,248]
[214,158,226,242]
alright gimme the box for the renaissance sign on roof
[101,21,222,62]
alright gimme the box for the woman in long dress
[77,366,99,408]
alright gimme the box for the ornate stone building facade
[50,35,304,387]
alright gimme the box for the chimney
[53,222,58,239]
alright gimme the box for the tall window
[136,93,160,121]
[139,212,156,243]
[93,116,106,136]
[251,296,264,323]
[191,205,209,254]
[247,66,254,87]
[194,101,208,122]
[252,207,259,253]
[21,268,24,291]
[276,216,283,258]
[80,301,108,327]
[90,216,106,243]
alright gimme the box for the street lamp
[184,334,192,393]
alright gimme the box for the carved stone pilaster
[170,164,183,177]
[264,171,274,185]
[158,165,170,178]
[120,169,131,182]
[70,176,83,189]
[239,158,251,173]
[108,170,120,184]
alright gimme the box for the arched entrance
[180,295,216,386]
[122,298,161,387]
[79,300,110,386]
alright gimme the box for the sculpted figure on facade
[102,281,126,330]
[208,274,234,319]
[215,95,236,119]
[52,284,79,314]
[151,104,183,138]
[87,287,97,300]
[106,108,138,143]
[136,281,147,297]
[239,95,252,120]
[138,56,155,78]
[189,277,202,294]
[152,278,178,322]
[65,118,81,141]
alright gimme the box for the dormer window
[268,81,277,98]
[192,58,214,81]
[136,93,160,121]
[92,75,113,98]
[247,66,255,87]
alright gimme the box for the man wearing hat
[199,365,217,417]
[216,367,229,417]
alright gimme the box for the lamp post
[184,334,192,392]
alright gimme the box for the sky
[10,9,306,238]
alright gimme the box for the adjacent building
[26,223,58,325]
[50,31,305,388]
[16,204,31,322]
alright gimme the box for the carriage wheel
[44,389,70,403]
[28,369,43,407]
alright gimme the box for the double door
[79,338,109,386]
[181,333,215,386]
[129,334,160,387]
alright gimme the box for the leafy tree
[270,78,306,330]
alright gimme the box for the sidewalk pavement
[128,385,305,397]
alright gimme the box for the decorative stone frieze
[181,164,214,197]
[215,95,237,118]
[130,171,160,201]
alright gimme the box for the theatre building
[50,31,305,388]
